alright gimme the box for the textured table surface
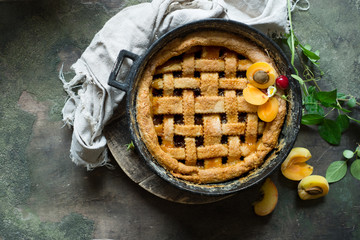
[1,0,360,239]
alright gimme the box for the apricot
[243,84,269,105]
[298,175,329,200]
[246,62,277,89]
[253,178,278,216]
[257,97,279,122]
[281,147,313,181]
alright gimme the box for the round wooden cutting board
[104,115,233,204]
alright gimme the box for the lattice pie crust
[136,31,286,184]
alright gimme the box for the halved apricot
[281,147,313,181]
[243,84,269,105]
[257,97,279,122]
[298,175,329,200]
[253,178,278,216]
[246,62,277,89]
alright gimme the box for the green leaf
[348,116,360,124]
[336,114,350,133]
[347,97,357,108]
[304,87,325,115]
[283,33,290,39]
[304,49,320,61]
[304,93,325,115]
[350,159,360,181]
[286,34,299,49]
[334,105,352,113]
[303,44,312,50]
[337,92,347,100]
[300,44,320,61]
[304,102,325,115]
[326,161,347,183]
[286,36,292,49]
[315,90,337,107]
[343,150,354,159]
[308,86,317,95]
[305,105,324,116]
[301,114,324,125]
[357,146,360,157]
[291,74,304,85]
[318,119,341,145]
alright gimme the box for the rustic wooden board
[104,115,232,204]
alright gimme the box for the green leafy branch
[286,0,360,146]
[286,0,360,183]
[325,145,360,183]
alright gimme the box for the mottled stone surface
[0,0,359,239]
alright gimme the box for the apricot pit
[298,175,329,200]
[246,62,277,89]
[253,70,269,84]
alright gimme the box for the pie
[136,31,287,184]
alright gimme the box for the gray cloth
[60,0,289,169]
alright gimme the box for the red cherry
[276,75,289,90]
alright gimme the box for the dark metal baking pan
[108,19,302,196]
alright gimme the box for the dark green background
[0,0,359,239]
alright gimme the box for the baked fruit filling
[136,31,287,184]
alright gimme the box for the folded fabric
[60,0,288,169]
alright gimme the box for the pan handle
[108,49,139,91]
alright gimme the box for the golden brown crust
[136,31,287,184]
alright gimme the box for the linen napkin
[60,0,290,169]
